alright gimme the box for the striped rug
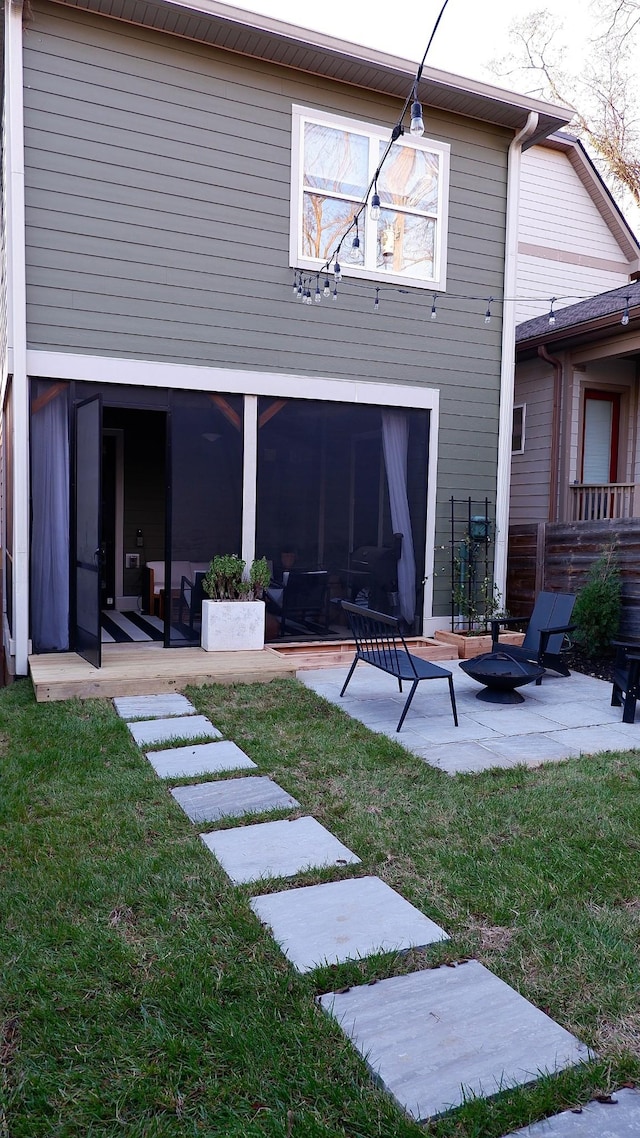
[100,610,164,643]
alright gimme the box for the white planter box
[201,599,265,652]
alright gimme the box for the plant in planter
[434,533,524,659]
[201,554,271,651]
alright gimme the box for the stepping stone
[128,715,221,747]
[202,816,360,884]
[250,875,448,972]
[505,1086,640,1135]
[319,962,592,1123]
[171,776,299,823]
[147,741,256,779]
[114,694,197,720]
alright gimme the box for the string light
[410,88,425,137]
[286,274,638,331]
[370,183,381,221]
[333,255,342,283]
[352,217,360,249]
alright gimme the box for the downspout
[537,344,563,522]
[4,0,29,676]
[494,111,538,601]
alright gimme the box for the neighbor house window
[290,105,450,290]
[512,404,525,453]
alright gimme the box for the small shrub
[249,556,271,598]
[573,544,621,656]
[202,554,271,601]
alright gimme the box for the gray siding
[510,358,555,524]
[23,1,512,614]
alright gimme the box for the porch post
[241,395,257,567]
[5,0,30,676]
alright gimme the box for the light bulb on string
[621,296,630,325]
[333,257,342,283]
[374,287,380,314]
[292,273,299,298]
[305,287,313,305]
[484,297,493,325]
[315,276,322,303]
[548,297,557,326]
[332,285,338,301]
[323,277,331,298]
[297,278,304,300]
[410,90,425,137]
[430,295,437,321]
[370,182,381,221]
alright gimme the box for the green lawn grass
[1,676,639,1137]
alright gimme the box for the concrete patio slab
[201,815,360,884]
[250,875,448,972]
[298,663,631,775]
[147,741,257,778]
[114,694,197,720]
[544,725,640,754]
[128,715,221,748]
[171,776,299,823]
[319,962,592,1122]
[505,1087,640,1135]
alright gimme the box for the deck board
[29,637,455,703]
[29,644,296,702]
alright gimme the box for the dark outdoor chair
[611,640,640,723]
[178,571,206,632]
[490,590,576,683]
[340,600,458,732]
[278,570,329,637]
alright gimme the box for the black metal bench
[340,601,458,733]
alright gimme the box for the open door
[74,395,102,667]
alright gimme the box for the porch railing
[570,482,640,521]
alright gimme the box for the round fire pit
[459,651,544,704]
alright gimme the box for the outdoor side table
[459,651,544,704]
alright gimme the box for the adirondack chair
[611,640,640,723]
[490,591,576,682]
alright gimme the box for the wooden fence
[507,519,640,637]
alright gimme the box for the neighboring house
[511,279,640,527]
[1,0,573,677]
[515,133,640,324]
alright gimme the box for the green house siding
[23,1,511,616]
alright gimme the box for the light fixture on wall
[136,528,144,547]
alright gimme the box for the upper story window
[290,105,450,291]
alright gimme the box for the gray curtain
[31,383,70,651]
[382,410,416,626]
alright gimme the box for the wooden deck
[29,643,297,702]
[29,636,455,703]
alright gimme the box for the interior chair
[178,570,207,631]
[277,570,329,637]
[490,590,576,682]
[611,640,640,723]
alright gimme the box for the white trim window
[290,105,450,291]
